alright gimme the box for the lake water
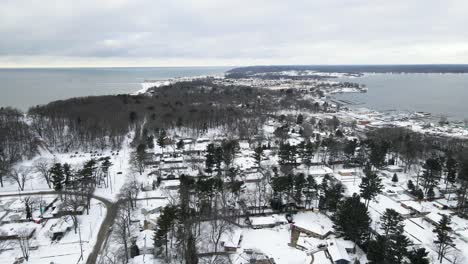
[334,73,468,121]
[0,67,230,111]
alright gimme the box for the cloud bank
[1,0,467,67]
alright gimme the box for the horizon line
[2,63,468,70]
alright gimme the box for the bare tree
[34,159,52,188]
[16,228,31,261]
[21,197,34,220]
[0,231,11,253]
[113,208,131,264]
[61,194,85,233]
[10,166,32,191]
[210,218,232,254]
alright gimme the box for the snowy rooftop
[293,212,334,236]
[327,240,350,262]
[250,215,286,226]
[220,228,243,248]
[308,166,333,176]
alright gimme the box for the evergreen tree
[457,157,468,214]
[176,139,185,150]
[359,166,384,208]
[253,144,264,167]
[214,145,223,175]
[369,140,388,169]
[221,139,238,170]
[380,209,404,238]
[369,209,411,264]
[146,135,155,149]
[387,230,411,264]
[427,186,435,200]
[302,140,315,171]
[325,182,343,211]
[421,157,442,193]
[157,129,167,151]
[132,143,147,175]
[50,163,64,191]
[205,143,216,174]
[445,154,457,186]
[407,180,415,191]
[296,114,304,124]
[415,188,424,200]
[154,205,178,257]
[63,163,72,187]
[185,233,198,264]
[433,215,454,263]
[344,139,357,164]
[294,173,306,204]
[278,142,297,165]
[392,173,398,183]
[408,248,430,264]
[332,194,370,247]
[367,235,386,264]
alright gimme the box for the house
[249,215,287,229]
[290,212,335,246]
[243,170,264,183]
[239,249,276,264]
[48,216,74,240]
[220,229,243,252]
[386,165,403,173]
[160,179,180,190]
[337,169,356,177]
[308,166,333,177]
[327,241,351,264]
[0,223,37,241]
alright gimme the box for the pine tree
[154,205,178,257]
[332,194,370,247]
[427,186,435,200]
[421,157,442,193]
[176,139,185,150]
[433,215,454,263]
[367,235,386,264]
[157,129,167,151]
[214,145,223,176]
[392,173,398,183]
[185,233,198,264]
[294,173,306,204]
[325,182,343,211]
[50,163,64,191]
[132,143,146,175]
[204,143,216,174]
[296,114,304,124]
[407,180,415,191]
[387,230,411,264]
[253,144,264,167]
[63,163,72,187]
[457,157,468,214]
[380,209,404,238]
[359,166,383,208]
[408,248,430,264]
[369,209,411,264]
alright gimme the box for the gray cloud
[1,0,467,66]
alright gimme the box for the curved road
[0,190,118,264]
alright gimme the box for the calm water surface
[334,73,468,121]
[0,67,229,111]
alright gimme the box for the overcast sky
[1,0,467,67]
